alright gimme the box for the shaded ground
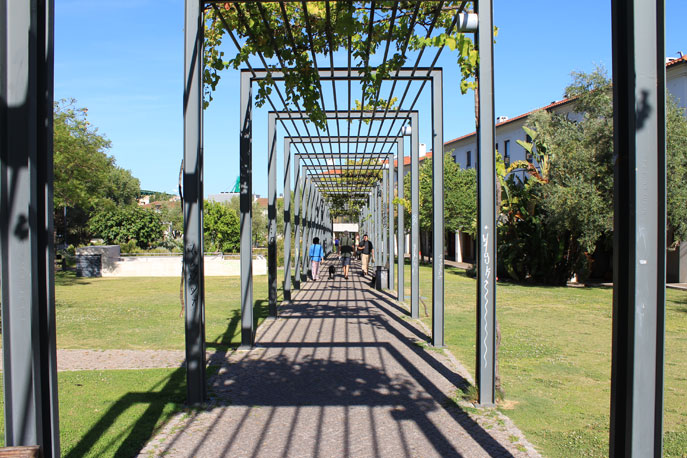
[137,258,539,457]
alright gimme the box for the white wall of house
[446,57,687,173]
[667,57,687,111]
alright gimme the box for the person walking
[309,237,324,280]
[358,234,374,276]
[339,231,354,279]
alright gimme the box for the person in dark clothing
[339,231,354,279]
[357,234,374,275]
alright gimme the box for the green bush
[204,200,240,253]
[89,207,164,249]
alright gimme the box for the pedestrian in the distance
[334,236,340,258]
[358,234,374,276]
[339,231,354,279]
[309,237,324,280]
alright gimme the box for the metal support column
[431,69,445,347]
[609,0,665,455]
[1,0,60,452]
[411,115,420,319]
[388,153,395,291]
[375,186,381,269]
[397,139,405,302]
[283,140,292,301]
[302,180,316,280]
[382,168,388,270]
[294,168,306,286]
[239,71,254,348]
[476,0,496,406]
[267,113,277,316]
[182,0,206,402]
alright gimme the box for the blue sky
[55,1,686,197]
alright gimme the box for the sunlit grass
[55,271,276,350]
[399,262,687,457]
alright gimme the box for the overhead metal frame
[0,2,667,455]
[280,133,406,301]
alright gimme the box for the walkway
[139,258,540,458]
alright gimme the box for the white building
[442,55,687,270]
[446,55,687,173]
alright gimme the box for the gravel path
[137,259,541,458]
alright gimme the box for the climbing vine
[203,1,481,127]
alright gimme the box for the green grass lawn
[3,267,685,456]
[396,262,687,457]
[0,367,210,456]
[55,271,277,349]
[0,271,276,455]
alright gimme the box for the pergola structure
[0,0,666,456]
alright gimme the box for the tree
[53,99,141,245]
[666,97,687,245]
[509,67,687,282]
[445,155,477,236]
[89,206,164,249]
[404,152,475,234]
[204,200,240,253]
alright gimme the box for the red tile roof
[444,98,575,146]
[667,55,687,67]
[445,57,684,146]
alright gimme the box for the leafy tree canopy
[405,152,475,234]
[54,99,141,245]
[204,2,480,127]
[204,200,240,253]
[89,206,164,250]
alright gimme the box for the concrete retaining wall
[101,254,266,277]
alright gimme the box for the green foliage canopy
[204,200,240,253]
[53,99,141,245]
[404,152,476,235]
[89,206,164,250]
[204,2,480,126]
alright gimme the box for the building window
[504,140,510,167]
[466,151,471,168]
[495,142,499,153]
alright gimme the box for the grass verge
[396,262,687,457]
[0,367,220,457]
[55,271,277,350]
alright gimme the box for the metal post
[411,115,420,319]
[294,165,305,287]
[476,0,496,406]
[302,180,316,280]
[267,113,277,316]
[1,0,60,452]
[382,168,388,270]
[431,69,445,347]
[375,186,381,269]
[609,1,665,455]
[283,139,292,301]
[239,70,254,348]
[388,153,395,291]
[182,0,206,401]
[299,179,311,281]
[397,139,405,302]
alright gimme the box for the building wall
[667,59,687,111]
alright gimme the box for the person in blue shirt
[309,237,324,280]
